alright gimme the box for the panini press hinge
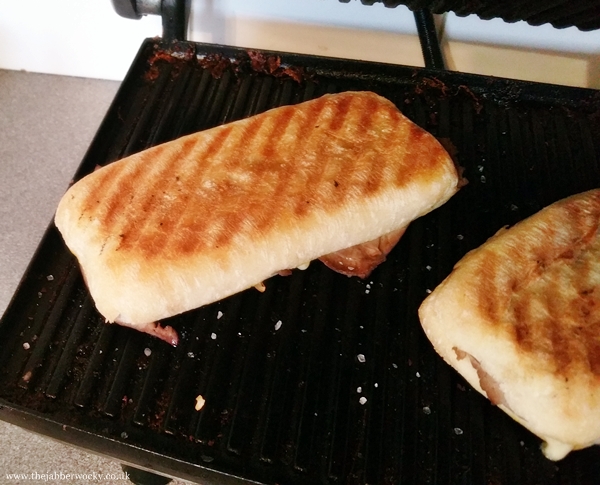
[111,0,190,42]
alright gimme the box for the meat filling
[319,226,407,279]
[114,318,179,347]
[453,347,510,409]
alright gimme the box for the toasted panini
[419,189,600,460]
[55,91,460,343]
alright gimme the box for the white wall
[0,0,598,87]
[0,0,162,80]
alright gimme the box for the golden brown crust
[68,92,452,269]
[468,190,600,379]
[419,189,600,459]
[56,91,459,327]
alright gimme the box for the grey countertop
[0,69,193,484]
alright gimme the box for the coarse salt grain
[46,275,54,281]
[217,311,223,319]
[144,348,151,357]
[359,397,367,405]
[211,333,217,340]
[195,395,206,411]
[454,427,464,435]
[423,406,431,415]
[357,387,362,393]
[274,320,282,331]
[187,352,195,358]
[22,342,30,350]
[357,354,366,363]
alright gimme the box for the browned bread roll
[55,91,460,343]
[419,189,600,460]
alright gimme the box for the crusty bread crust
[56,91,459,326]
[419,189,600,460]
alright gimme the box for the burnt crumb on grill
[246,50,308,83]
[144,41,313,85]
[406,76,484,119]
[197,53,232,79]
[145,42,196,81]
[197,50,310,83]
[220,408,232,425]
[248,50,280,73]
[458,85,484,114]
[415,76,451,97]
[147,390,170,431]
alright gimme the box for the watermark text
[5,471,130,482]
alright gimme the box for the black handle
[161,0,190,42]
[414,9,445,70]
[111,0,141,20]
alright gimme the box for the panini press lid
[338,0,600,31]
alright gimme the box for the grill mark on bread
[545,274,573,370]
[360,96,398,196]
[477,250,504,324]
[117,131,231,257]
[261,98,329,230]
[77,165,110,218]
[128,139,197,243]
[396,124,441,187]
[195,120,264,252]
[78,158,136,224]
[337,95,381,200]
[106,93,455,260]
[55,90,464,336]
[65,90,458,283]
[471,191,600,377]
[291,94,360,217]
[164,126,238,256]
[329,93,352,131]
[260,104,295,161]
[114,145,176,232]
[212,111,299,248]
